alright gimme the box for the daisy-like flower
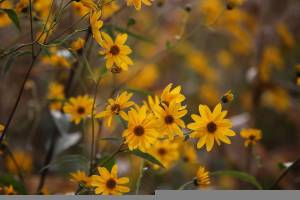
[240,128,262,147]
[99,32,133,71]
[126,0,153,10]
[148,139,179,169]
[91,164,130,195]
[153,101,187,139]
[90,10,104,46]
[70,37,85,52]
[96,91,134,127]
[194,166,210,188]
[188,103,236,152]
[161,83,186,105]
[15,0,29,14]
[70,170,92,187]
[143,95,160,112]
[221,90,234,103]
[122,106,159,152]
[63,95,93,124]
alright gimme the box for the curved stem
[177,180,194,190]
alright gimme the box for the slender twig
[177,180,194,190]
[135,159,145,194]
[269,157,300,189]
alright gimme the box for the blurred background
[0,0,300,194]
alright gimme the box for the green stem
[135,159,145,194]
[177,180,194,190]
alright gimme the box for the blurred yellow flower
[195,166,210,188]
[96,91,134,127]
[181,142,198,164]
[47,82,65,111]
[126,0,153,11]
[122,106,159,152]
[1,185,17,195]
[161,83,185,105]
[71,37,85,52]
[240,128,262,147]
[0,124,4,133]
[91,164,130,195]
[262,88,290,112]
[199,0,223,26]
[72,1,90,16]
[63,95,93,124]
[42,48,71,69]
[148,139,179,169]
[188,103,235,152]
[15,0,29,14]
[80,0,98,11]
[6,150,33,174]
[0,1,12,28]
[70,170,92,187]
[217,50,233,68]
[90,10,104,46]
[125,64,158,89]
[102,1,119,19]
[100,33,133,71]
[221,90,234,104]
[33,0,52,20]
[276,23,295,48]
[153,101,187,140]
[225,0,245,10]
[198,84,220,106]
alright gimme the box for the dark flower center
[111,104,121,114]
[110,45,120,55]
[134,125,145,136]
[182,156,189,162]
[106,178,117,189]
[77,106,85,114]
[158,148,167,156]
[164,115,174,124]
[206,121,217,133]
[249,135,255,141]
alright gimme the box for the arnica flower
[240,128,262,147]
[153,101,187,140]
[161,83,186,105]
[71,37,85,52]
[63,95,93,124]
[221,90,234,104]
[91,164,130,195]
[90,10,104,46]
[99,32,133,71]
[70,170,92,187]
[122,106,159,152]
[96,91,134,127]
[148,139,179,169]
[1,185,17,195]
[15,0,29,14]
[126,0,153,11]
[188,103,235,152]
[194,166,210,188]
[5,150,33,174]
[143,95,160,112]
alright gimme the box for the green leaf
[131,149,164,168]
[97,155,116,171]
[211,170,263,189]
[1,9,21,31]
[0,174,27,194]
[1,51,31,76]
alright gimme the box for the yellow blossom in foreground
[100,32,133,71]
[161,83,186,105]
[63,95,93,124]
[122,106,159,152]
[240,128,262,147]
[188,103,235,152]
[0,1,12,27]
[91,164,130,195]
[148,139,179,169]
[5,150,33,174]
[96,91,134,127]
[153,102,187,139]
[126,0,153,10]
[70,170,92,187]
[195,166,210,188]
[71,37,85,52]
[90,10,104,46]
[276,23,295,48]
[1,185,17,195]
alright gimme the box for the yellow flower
[6,150,33,174]
[91,164,130,195]
[225,0,245,10]
[15,0,29,14]
[39,187,50,195]
[96,91,134,127]
[240,128,262,147]
[70,170,92,187]
[126,0,153,10]
[102,1,119,19]
[2,185,17,195]
[63,95,93,124]
[90,10,104,46]
[80,0,98,11]
[276,23,295,48]
[148,139,179,169]
[0,1,12,28]
[143,95,160,112]
[71,37,85,52]
[33,0,52,20]
[72,1,90,16]
[153,101,187,140]
[47,82,65,111]
[161,83,186,105]
[262,87,290,112]
[181,142,198,164]
[195,166,210,188]
[198,0,223,26]
[100,32,133,71]
[198,84,220,106]
[0,124,4,133]
[122,106,159,152]
[188,103,235,152]
[221,90,234,103]
[42,48,71,69]
[217,50,233,68]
